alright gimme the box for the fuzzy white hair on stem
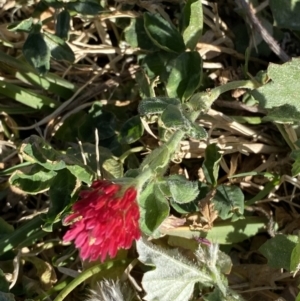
[85,279,135,301]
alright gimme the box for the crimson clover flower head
[63,180,141,262]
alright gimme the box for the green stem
[190,79,259,111]
[53,259,130,301]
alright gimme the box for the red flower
[63,180,141,262]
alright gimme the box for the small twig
[77,139,87,166]
[214,99,266,113]
[238,0,290,62]
[95,128,101,179]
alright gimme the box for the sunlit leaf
[136,238,213,301]
[144,12,185,53]
[259,234,298,270]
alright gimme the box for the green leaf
[182,0,203,50]
[213,185,244,221]
[143,12,185,53]
[135,70,155,98]
[0,49,75,99]
[163,216,269,244]
[66,0,103,15]
[23,27,50,74]
[246,175,280,206]
[167,175,199,204]
[102,157,123,179]
[124,17,157,50]
[170,182,209,213]
[78,103,116,141]
[161,104,189,130]
[56,10,70,40]
[0,292,15,301]
[119,115,144,144]
[140,145,170,174]
[142,51,178,80]
[66,144,122,179]
[270,0,300,30]
[290,236,300,273]
[139,182,169,235]
[202,144,222,187]
[41,0,63,8]
[45,169,77,231]
[32,1,49,18]
[136,238,213,301]
[0,269,9,292]
[291,150,300,176]
[138,97,181,115]
[7,18,33,32]
[187,122,207,140]
[0,214,47,256]
[0,218,14,238]
[20,135,93,183]
[262,104,300,123]
[252,59,300,122]
[0,80,59,109]
[9,165,57,194]
[166,51,202,101]
[43,32,75,62]
[259,234,298,270]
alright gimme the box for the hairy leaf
[252,59,300,122]
[259,234,298,270]
[136,238,213,301]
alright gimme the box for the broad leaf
[66,144,121,179]
[202,144,221,187]
[188,122,207,140]
[138,97,181,115]
[252,59,300,122]
[163,216,269,244]
[20,135,93,183]
[167,175,199,204]
[139,182,169,235]
[7,18,33,32]
[142,51,178,80]
[0,269,9,292]
[135,70,154,98]
[9,165,57,194]
[270,0,300,30]
[0,218,14,238]
[143,12,185,53]
[212,185,244,221]
[0,292,15,301]
[290,150,300,177]
[44,32,75,62]
[290,236,300,273]
[119,115,144,144]
[182,0,203,50]
[45,169,77,230]
[161,104,189,130]
[66,0,103,15]
[78,103,116,141]
[259,234,298,270]
[56,9,70,40]
[136,238,213,301]
[166,51,202,101]
[124,17,157,50]
[0,214,47,256]
[23,25,50,74]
